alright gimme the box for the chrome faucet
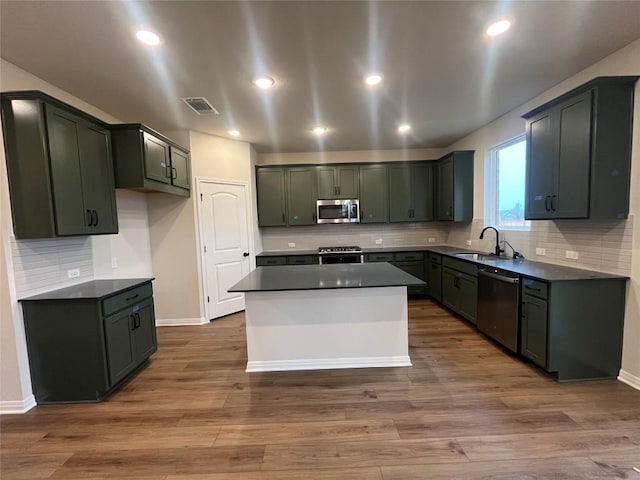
[479,226,504,256]
[501,240,524,260]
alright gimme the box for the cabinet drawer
[287,255,318,265]
[521,278,548,299]
[443,257,478,277]
[395,251,424,261]
[366,253,394,262]
[429,253,442,265]
[102,283,153,317]
[256,256,287,266]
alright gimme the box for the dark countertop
[229,263,425,292]
[19,278,154,301]
[257,246,626,282]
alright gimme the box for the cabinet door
[170,147,190,190]
[437,157,454,220]
[45,105,88,235]
[411,163,434,221]
[388,165,412,222]
[143,132,171,184]
[287,167,316,225]
[256,168,287,226]
[79,123,118,234]
[359,165,388,223]
[525,111,556,219]
[442,267,459,312]
[104,310,136,386]
[555,91,591,218]
[521,294,548,368]
[395,261,425,295]
[458,273,478,324]
[132,299,157,364]
[316,167,337,199]
[337,166,359,198]
[428,258,442,302]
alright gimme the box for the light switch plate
[466,240,472,246]
[428,238,436,243]
[375,238,383,245]
[535,248,546,256]
[565,250,579,260]
[111,257,118,268]
[288,242,296,248]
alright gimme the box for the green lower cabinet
[442,262,478,324]
[104,310,137,385]
[395,261,426,296]
[520,293,548,368]
[427,254,442,302]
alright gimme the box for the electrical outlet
[67,268,80,278]
[375,238,383,245]
[288,242,296,248]
[466,240,472,246]
[111,257,118,268]
[535,248,546,256]
[565,250,579,260]
[428,237,436,243]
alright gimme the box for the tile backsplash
[11,236,93,298]
[261,216,633,276]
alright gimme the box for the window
[487,135,529,230]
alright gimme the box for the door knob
[243,252,250,257]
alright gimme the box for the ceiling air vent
[182,97,219,115]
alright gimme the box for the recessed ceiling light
[312,126,329,136]
[253,76,275,89]
[228,130,240,137]
[398,124,412,134]
[136,30,161,46]
[365,73,383,86]
[486,19,511,37]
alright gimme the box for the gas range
[318,246,363,254]
[317,246,364,264]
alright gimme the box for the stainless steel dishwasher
[477,267,520,352]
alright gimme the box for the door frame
[195,177,256,321]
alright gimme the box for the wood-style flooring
[2,298,639,479]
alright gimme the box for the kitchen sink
[454,253,510,261]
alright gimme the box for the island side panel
[244,286,411,372]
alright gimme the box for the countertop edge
[19,278,156,302]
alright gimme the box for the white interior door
[200,181,251,319]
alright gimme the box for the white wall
[0,60,153,412]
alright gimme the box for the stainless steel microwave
[316,199,360,224]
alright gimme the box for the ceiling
[1,1,639,153]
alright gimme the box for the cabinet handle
[92,210,98,227]
[337,186,341,195]
[544,196,551,212]
[171,167,177,180]
[86,209,93,226]
[550,195,557,211]
[166,166,172,178]
[282,213,285,223]
[135,313,141,329]
[126,293,139,302]
[525,286,541,292]
[130,314,135,331]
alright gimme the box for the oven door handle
[479,270,519,284]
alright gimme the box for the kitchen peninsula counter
[229,263,424,373]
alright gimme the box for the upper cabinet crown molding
[522,76,638,220]
[111,124,191,197]
[1,90,118,239]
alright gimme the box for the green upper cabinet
[316,165,359,199]
[287,167,316,225]
[523,76,638,220]
[389,162,434,222]
[436,151,474,222]
[1,91,118,239]
[256,167,287,226]
[359,164,388,223]
[111,124,191,197]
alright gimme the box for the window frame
[485,134,530,231]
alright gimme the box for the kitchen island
[228,263,425,372]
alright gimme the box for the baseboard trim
[0,395,36,415]
[155,317,208,326]
[246,355,412,373]
[618,369,640,391]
